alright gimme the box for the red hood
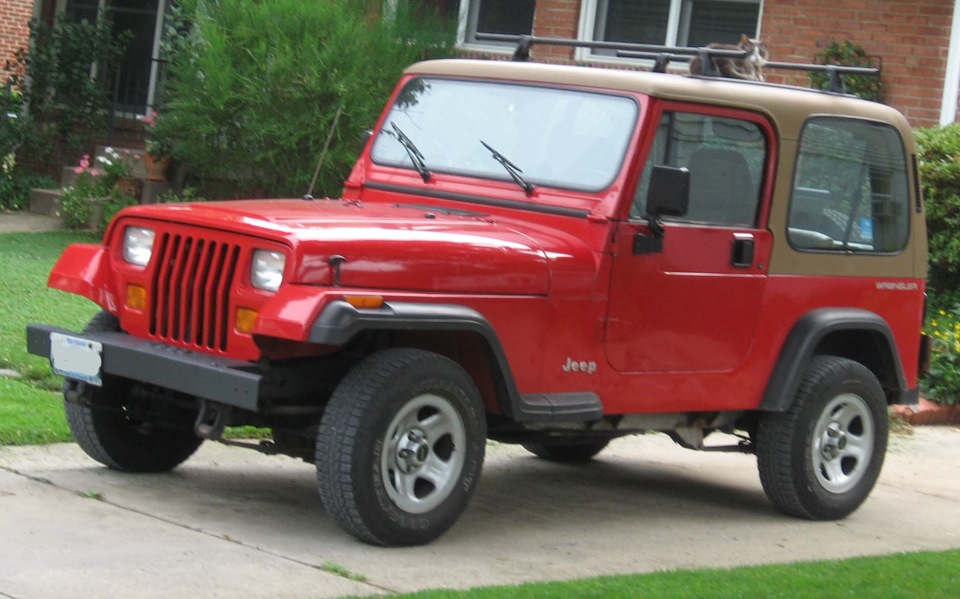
[115,199,577,295]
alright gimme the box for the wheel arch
[759,308,909,412]
[309,300,523,419]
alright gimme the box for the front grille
[150,233,241,352]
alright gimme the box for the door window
[633,111,767,227]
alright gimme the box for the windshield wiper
[480,140,535,196]
[388,122,430,182]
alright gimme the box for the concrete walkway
[0,211,61,234]
[1,427,958,598]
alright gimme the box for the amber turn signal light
[125,284,147,311]
[344,295,385,310]
[235,308,258,334]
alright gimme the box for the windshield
[371,77,639,192]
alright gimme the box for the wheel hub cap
[821,422,847,459]
[380,394,467,515]
[811,393,875,494]
[395,429,430,473]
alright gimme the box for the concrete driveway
[1,426,958,599]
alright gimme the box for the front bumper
[27,324,263,411]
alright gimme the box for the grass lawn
[381,549,960,598]
[0,377,71,444]
[0,231,100,387]
[0,232,98,444]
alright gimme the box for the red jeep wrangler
[28,38,928,546]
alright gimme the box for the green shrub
[0,166,58,211]
[810,40,882,101]
[0,87,28,160]
[59,173,101,229]
[916,123,960,302]
[99,187,138,235]
[154,0,455,199]
[923,306,960,405]
[5,15,129,165]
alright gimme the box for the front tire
[64,312,203,473]
[316,348,486,546]
[756,356,888,520]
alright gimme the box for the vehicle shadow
[56,438,777,548]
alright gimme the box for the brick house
[449,0,960,128]
[1,0,169,118]
[1,0,958,128]
[0,0,32,82]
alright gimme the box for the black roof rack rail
[475,34,879,94]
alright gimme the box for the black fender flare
[310,300,604,422]
[759,308,909,412]
[309,300,525,418]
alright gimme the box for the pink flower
[73,166,83,174]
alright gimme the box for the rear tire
[756,356,887,520]
[64,311,202,473]
[316,348,486,546]
[522,439,609,462]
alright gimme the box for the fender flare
[759,308,909,412]
[310,301,604,422]
[309,300,526,419]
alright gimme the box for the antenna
[304,105,344,200]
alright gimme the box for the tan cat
[688,34,769,81]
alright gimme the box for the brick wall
[761,0,953,128]
[0,0,34,87]
[510,0,954,128]
[532,0,581,62]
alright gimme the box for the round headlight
[123,226,156,267]
[251,249,286,292]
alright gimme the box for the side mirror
[645,165,690,218]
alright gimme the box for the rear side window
[788,117,910,253]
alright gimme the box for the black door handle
[731,234,754,268]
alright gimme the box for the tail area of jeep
[27,37,928,546]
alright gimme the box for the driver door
[605,106,773,374]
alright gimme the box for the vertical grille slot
[149,232,240,352]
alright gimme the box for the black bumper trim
[27,324,262,411]
[517,393,604,421]
[898,386,920,406]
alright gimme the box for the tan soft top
[406,59,914,146]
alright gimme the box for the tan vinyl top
[406,59,915,146]
[405,59,926,279]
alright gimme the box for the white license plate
[50,333,103,386]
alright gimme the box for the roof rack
[474,34,879,94]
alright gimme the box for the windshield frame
[369,76,641,195]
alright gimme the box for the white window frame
[576,0,765,67]
[455,0,531,56]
